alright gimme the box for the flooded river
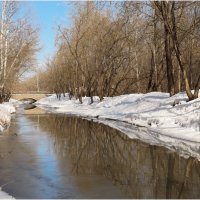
[0,106,200,198]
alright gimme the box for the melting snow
[0,102,16,132]
[0,187,14,199]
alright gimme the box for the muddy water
[0,106,200,198]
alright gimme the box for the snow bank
[36,92,200,159]
[0,102,16,132]
[0,187,14,199]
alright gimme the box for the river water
[0,106,200,198]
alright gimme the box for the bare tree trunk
[4,23,8,79]
[147,50,155,92]
[135,30,140,93]
[194,75,200,98]
[0,1,6,83]
[164,20,175,96]
[178,66,181,92]
[170,2,194,100]
[153,8,158,91]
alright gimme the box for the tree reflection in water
[28,114,200,199]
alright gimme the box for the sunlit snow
[0,102,16,132]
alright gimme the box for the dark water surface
[0,106,200,198]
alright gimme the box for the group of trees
[36,1,200,103]
[14,1,200,103]
[153,1,200,100]
[0,1,38,102]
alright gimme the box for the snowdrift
[0,187,14,199]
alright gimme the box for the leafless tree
[0,1,38,102]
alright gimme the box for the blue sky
[23,1,72,66]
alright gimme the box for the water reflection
[0,114,129,199]
[23,104,37,110]
[27,114,200,199]
[17,104,46,115]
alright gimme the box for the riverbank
[36,92,200,159]
[0,102,16,132]
[0,102,16,199]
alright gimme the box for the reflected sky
[0,113,129,199]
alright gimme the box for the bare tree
[0,1,38,102]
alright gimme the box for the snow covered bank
[0,187,14,199]
[0,102,16,132]
[36,92,200,160]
